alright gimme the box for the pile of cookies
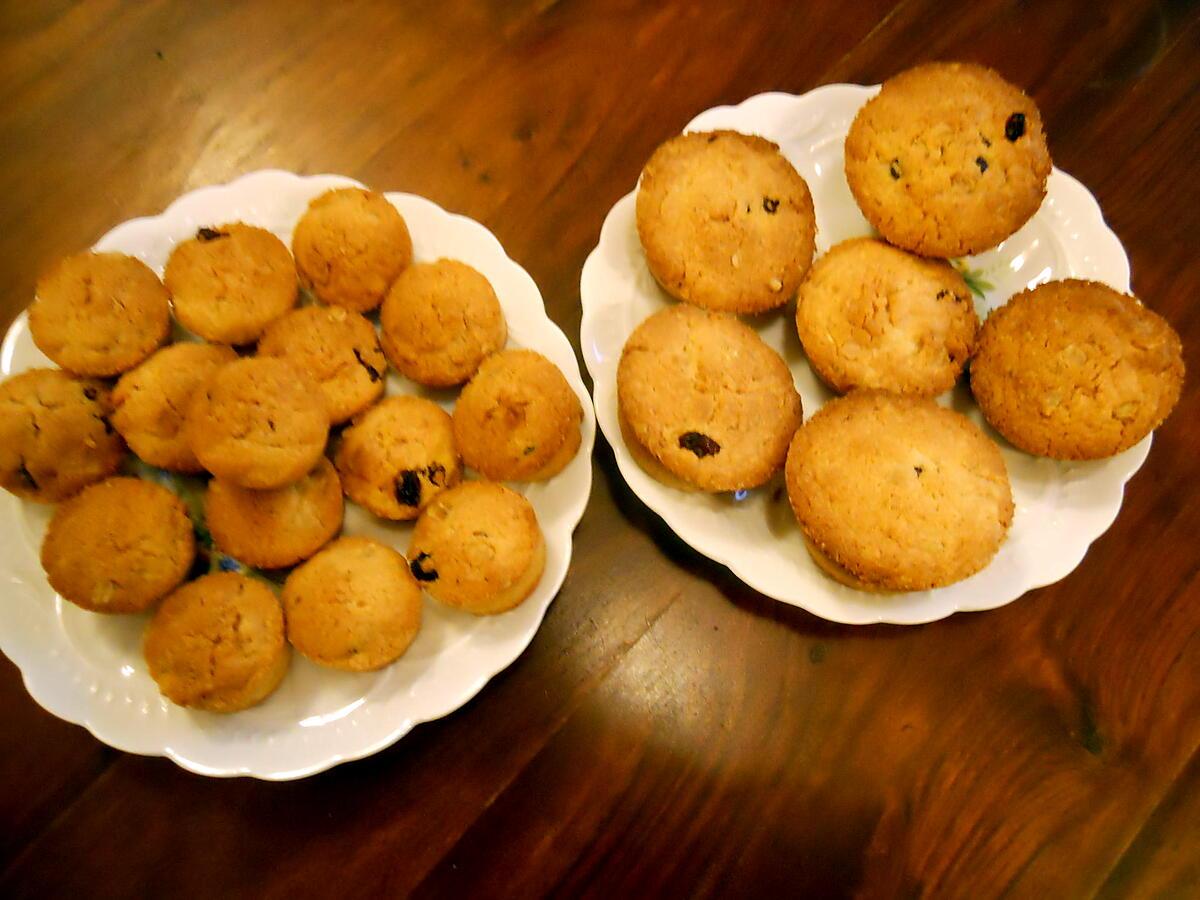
[0,185,583,712]
[619,62,1184,593]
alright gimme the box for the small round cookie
[380,259,507,387]
[185,357,329,489]
[636,130,817,314]
[29,251,170,376]
[257,305,386,424]
[785,391,1014,592]
[453,349,582,481]
[970,280,1185,460]
[206,457,344,569]
[333,395,461,520]
[618,305,801,492]
[111,343,238,471]
[844,62,1052,257]
[0,368,125,502]
[41,477,195,613]
[291,187,413,312]
[164,223,298,344]
[408,482,545,616]
[796,238,978,396]
[281,536,422,671]
[144,572,289,713]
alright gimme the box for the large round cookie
[185,357,329,489]
[111,342,238,472]
[29,251,170,376]
[785,391,1013,592]
[970,280,1184,460]
[844,62,1052,257]
[636,130,817,313]
[164,223,298,344]
[291,187,413,312]
[795,237,978,396]
[41,477,195,613]
[618,304,801,492]
[257,305,386,424]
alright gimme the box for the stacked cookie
[0,185,583,713]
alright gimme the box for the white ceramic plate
[0,170,595,779]
[580,84,1147,625]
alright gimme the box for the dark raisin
[353,348,382,383]
[395,470,421,507]
[1005,112,1026,141]
[15,460,37,490]
[975,156,988,173]
[679,432,720,457]
[410,552,438,582]
[707,134,718,143]
[266,418,275,432]
[196,227,227,242]
[762,197,780,214]
[914,466,924,477]
[936,289,949,300]
[522,445,536,456]
[889,159,902,180]
[82,386,99,401]
[425,463,445,487]
[980,133,992,148]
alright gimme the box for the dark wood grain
[1,1,1199,898]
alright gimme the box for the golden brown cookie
[205,457,344,569]
[844,62,1052,257]
[164,223,298,344]
[970,280,1185,459]
[617,304,801,492]
[41,477,195,613]
[408,481,545,616]
[256,305,386,424]
[185,357,329,489]
[379,259,507,387]
[111,342,238,472]
[0,368,125,502]
[785,391,1013,591]
[281,536,422,671]
[333,395,461,520]
[795,238,978,396]
[453,349,582,482]
[636,130,817,313]
[144,572,289,713]
[291,187,413,312]
[29,251,170,376]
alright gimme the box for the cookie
[0,368,125,502]
[785,391,1013,591]
[281,536,422,671]
[795,237,978,396]
[333,395,461,520]
[970,280,1185,460]
[407,481,545,616]
[206,457,343,569]
[380,259,507,387]
[29,251,170,376]
[617,304,801,491]
[453,349,582,481]
[111,343,238,471]
[291,187,413,312]
[41,477,195,613]
[844,62,1052,257]
[636,130,817,314]
[144,572,289,713]
[257,305,386,424]
[185,357,329,489]
[164,223,298,344]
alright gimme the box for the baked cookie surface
[785,391,1013,592]
[844,62,1052,257]
[636,130,817,313]
[617,304,801,492]
[380,259,507,387]
[970,279,1184,459]
[30,251,170,376]
[795,238,978,396]
[41,477,195,613]
[0,368,125,502]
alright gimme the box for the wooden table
[2,2,1198,896]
